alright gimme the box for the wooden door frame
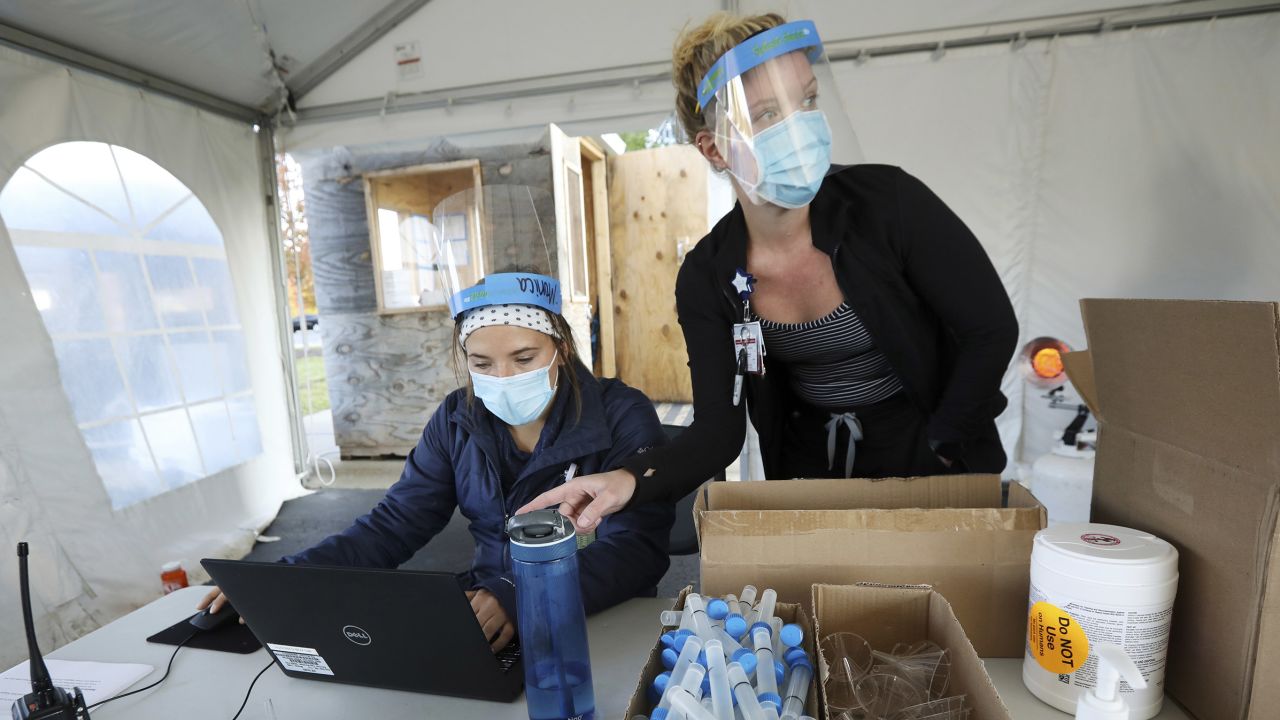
[579,137,616,377]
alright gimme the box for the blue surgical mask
[470,351,559,427]
[748,110,832,209]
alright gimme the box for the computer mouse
[189,607,239,632]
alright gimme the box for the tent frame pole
[0,21,262,124]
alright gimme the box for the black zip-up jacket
[623,164,1019,505]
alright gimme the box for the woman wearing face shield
[522,13,1018,533]
[198,187,674,652]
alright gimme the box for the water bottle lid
[506,509,577,562]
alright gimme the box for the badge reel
[731,269,765,407]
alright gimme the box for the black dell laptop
[201,559,523,702]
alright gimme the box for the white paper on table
[0,659,154,705]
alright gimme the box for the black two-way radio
[10,543,89,720]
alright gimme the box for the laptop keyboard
[495,639,521,673]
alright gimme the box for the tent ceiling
[0,0,402,112]
[0,0,1272,126]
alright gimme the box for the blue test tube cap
[672,629,694,652]
[758,692,783,710]
[661,631,677,648]
[661,647,678,670]
[725,613,747,639]
[698,649,710,667]
[737,649,758,677]
[750,621,773,638]
[784,646,808,664]
[652,707,669,720]
[791,658,813,673]
[780,623,804,648]
[702,672,711,696]
[707,598,730,620]
[653,671,671,695]
[774,660,786,686]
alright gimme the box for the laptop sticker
[267,643,335,676]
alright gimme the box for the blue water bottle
[507,509,595,720]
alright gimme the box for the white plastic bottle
[1023,523,1177,720]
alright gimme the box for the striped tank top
[759,302,904,409]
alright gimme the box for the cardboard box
[811,583,1013,720]
[1062,299,1280,720]
[694,475,1046,657]
[624,587,820,719]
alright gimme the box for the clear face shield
[698,20,863,209]
[424,185,562,320]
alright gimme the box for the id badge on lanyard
[731,269,765,406]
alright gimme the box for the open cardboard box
[624,586,820,719]
[1061,299,1280,720]
[811,583,1013,720]
[694,475,1046,657]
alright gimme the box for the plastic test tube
[752,624,781,711]
[686,594,718,644]
[769,617,784,661]
[664,663,707,720]
[739,585,757,617]
[665,635,706,686]
[727,662,766,720]
[660,610,683,627]
[779,661,812,720]
[756,589,777,626]
[703,639,734,720]
[667,686,717,720]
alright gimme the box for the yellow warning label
[1027,601,1090,675]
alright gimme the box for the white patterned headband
[459,304,558,348]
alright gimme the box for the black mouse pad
[147,613,262,654]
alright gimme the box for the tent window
[0,141,263,509]
[363,160,483,313]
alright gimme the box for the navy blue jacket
[282,361,673,622]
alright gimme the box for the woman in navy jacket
[201,305,673,652]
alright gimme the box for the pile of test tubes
[633,585,815,720]
[819,632,968,720]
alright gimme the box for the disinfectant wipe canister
[1023,523,1178,719]
[508,510,595,720]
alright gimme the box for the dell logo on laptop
[342,625,372,646]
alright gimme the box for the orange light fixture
[1020,336,1072,388]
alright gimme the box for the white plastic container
[1023,523,1178,719]
[1029,430,1096,525]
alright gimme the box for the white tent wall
[0,45,301,666]
[836,14,1280,471]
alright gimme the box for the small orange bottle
[160,561,189,594]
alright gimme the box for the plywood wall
[607,145,710,403]
[301,129,556,456]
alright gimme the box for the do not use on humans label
[1028,601,1090,675]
